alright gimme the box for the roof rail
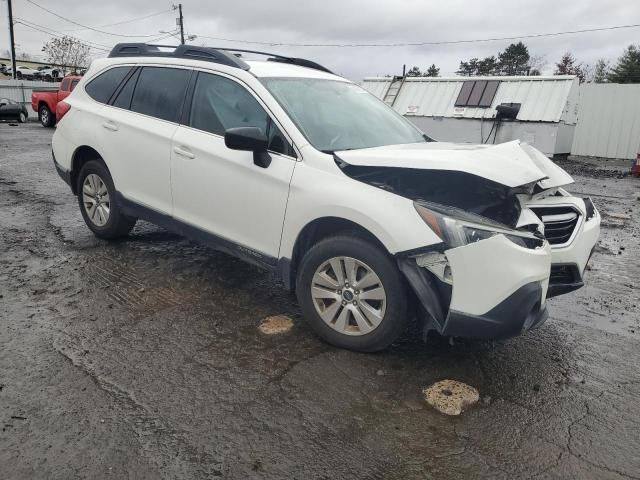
[215,48,333,74]
[108,43,333,74]
[108,43,250,70]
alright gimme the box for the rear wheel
[18,112,27,123]
[77,160,137,240]
[39,105,54,127]
[296,235,410,352]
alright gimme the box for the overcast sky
[2,0,640,79]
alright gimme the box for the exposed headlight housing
[582,197,597,220]
[414,201,544,249]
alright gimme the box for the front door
[170,71,296,260]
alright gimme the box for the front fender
[279,161,441,260]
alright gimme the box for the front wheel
[296,235,410,352]
[77,160,137,240]
[18,112,27,123]
[39,105,55,127]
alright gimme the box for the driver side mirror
[224,127,271,168]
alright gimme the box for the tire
[39,105,55,127]
[16,71,22,79]
[77,159,137,240]
[18,112,27,123]
[296,235,410,352]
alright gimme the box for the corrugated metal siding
[572,84,640,160]
[0,80,58,119]
[361,79,391,100]
[362,76,578,123]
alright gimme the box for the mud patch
[90,257,199,318]
[423,379,480,416]
[259,315,294,335]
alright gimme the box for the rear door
[170,71,297,260]
[97,66,191,214]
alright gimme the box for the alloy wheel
[82,174,110,227]
[311,256,387,336]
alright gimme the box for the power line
[14,18,112,51]
[24,0,166,38]
[195,23,640,48]
[16,17,112,47]
[16,18,180,53]
[61,8,173,32]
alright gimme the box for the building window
[455,80,499,108]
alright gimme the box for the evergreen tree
[593,59,609,83]
[425,64,440,77]
[607,45,640,83]
[406,66,423,77]
[457,58,479,76]
[497,42,530,75]
[477,56,498,75]
[555,52,587,83]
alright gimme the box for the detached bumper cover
[399,234,551,339]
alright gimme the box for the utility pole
[178,3,185,45]
[7,0,17,79]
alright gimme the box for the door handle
[102,121,118,131]
[173,146,195,159]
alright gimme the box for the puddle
[423,379,480,416]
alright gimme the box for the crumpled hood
[336,140,573,189]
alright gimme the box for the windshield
[260,78,427,153]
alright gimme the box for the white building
[362,75,580,157]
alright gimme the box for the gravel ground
[1,123,639,479]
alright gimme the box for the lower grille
[547,264,583,298]
[531,206,580,246]
[549,265,578,284]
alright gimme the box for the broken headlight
[582,197,597,220]
[414,201,544,249]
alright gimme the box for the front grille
[530,206,580,246]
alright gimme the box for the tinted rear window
[112,68,140,110]
[85,66,132,104]
[130,67,189,122]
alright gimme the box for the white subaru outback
[52,44,600,352]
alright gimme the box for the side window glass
[189,73,291,156]
[112,69,139,110]
[130,67,190,122]
[60,78,70,91]
[70,79,79,91]
[85,66,132,104]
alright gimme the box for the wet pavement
[1,123,639,479]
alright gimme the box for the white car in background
[50,43,600,352]
[37,66,63,81]
[6,65,39,79]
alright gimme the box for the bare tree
[528,54,547,76]
[42,36,90,75]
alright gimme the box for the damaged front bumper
[399,235,551,339]
[528,195,601,298]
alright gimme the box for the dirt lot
[1,123,639,479]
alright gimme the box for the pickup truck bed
[32,76,81,127]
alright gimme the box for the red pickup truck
[31,76,81,127]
